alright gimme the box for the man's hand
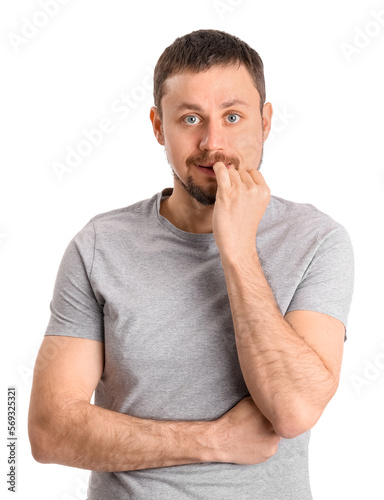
[212,162,270,259]
[211,396,281,465]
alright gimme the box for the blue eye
[227,113,240,123]
[184,115,200,125]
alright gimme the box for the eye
[183,115,201,125]
[226,113,240,123]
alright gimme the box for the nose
[199,120,225,152]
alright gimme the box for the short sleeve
[286,224,354,341]
[44,222,104,342]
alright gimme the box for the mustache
[186,152,240,169]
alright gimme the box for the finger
[247,168,268,187]
[212,162,231,189]
[237,169,255,186]
[227,167,243,186]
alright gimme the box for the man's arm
[28,336,281,471]
[211,162,347,439]
[220,250,344,439]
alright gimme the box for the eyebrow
[173,99,249,113]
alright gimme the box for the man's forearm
[31,400,214,472]
[220,250,336,435]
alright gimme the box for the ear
[261,102,273,142]
[150,106,165,145]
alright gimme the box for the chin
[176,174,217,206]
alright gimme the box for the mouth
[195,163,233,177]
[196,163,232,169]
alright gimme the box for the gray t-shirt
[44,187,354,500]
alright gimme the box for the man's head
[150,29,272,207]
[153,29,266,121]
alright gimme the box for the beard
[164,144,264,207]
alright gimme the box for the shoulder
[70,193,158,251]
[267,194,340,226]
[264,194,351,245]
[89,194,155,226]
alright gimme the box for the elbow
[273,408,323,440]
[269,382,338,439]
[274,421,311,440]
[28,412,58,464]
[29,425,54,464]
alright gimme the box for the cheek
[228,125,263,170]
[234,133,263,161]
[165,131,186,154]
[237,127,263,147]
[164,138,188,168]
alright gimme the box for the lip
[196,165,216,177]
[195,163,232,177]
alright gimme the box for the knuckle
[263,186,271,198]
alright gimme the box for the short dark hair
[153,29,266,119]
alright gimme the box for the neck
[160,187,214,234]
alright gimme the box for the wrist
[162,419,219,465]
[189,420,219,463]
[219,246,259,269]
[198,418,226,463]
[220,247,261,272]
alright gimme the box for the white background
[1,0,384,498]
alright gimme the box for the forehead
[161,64,260,111]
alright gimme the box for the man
[28,29,354,499]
